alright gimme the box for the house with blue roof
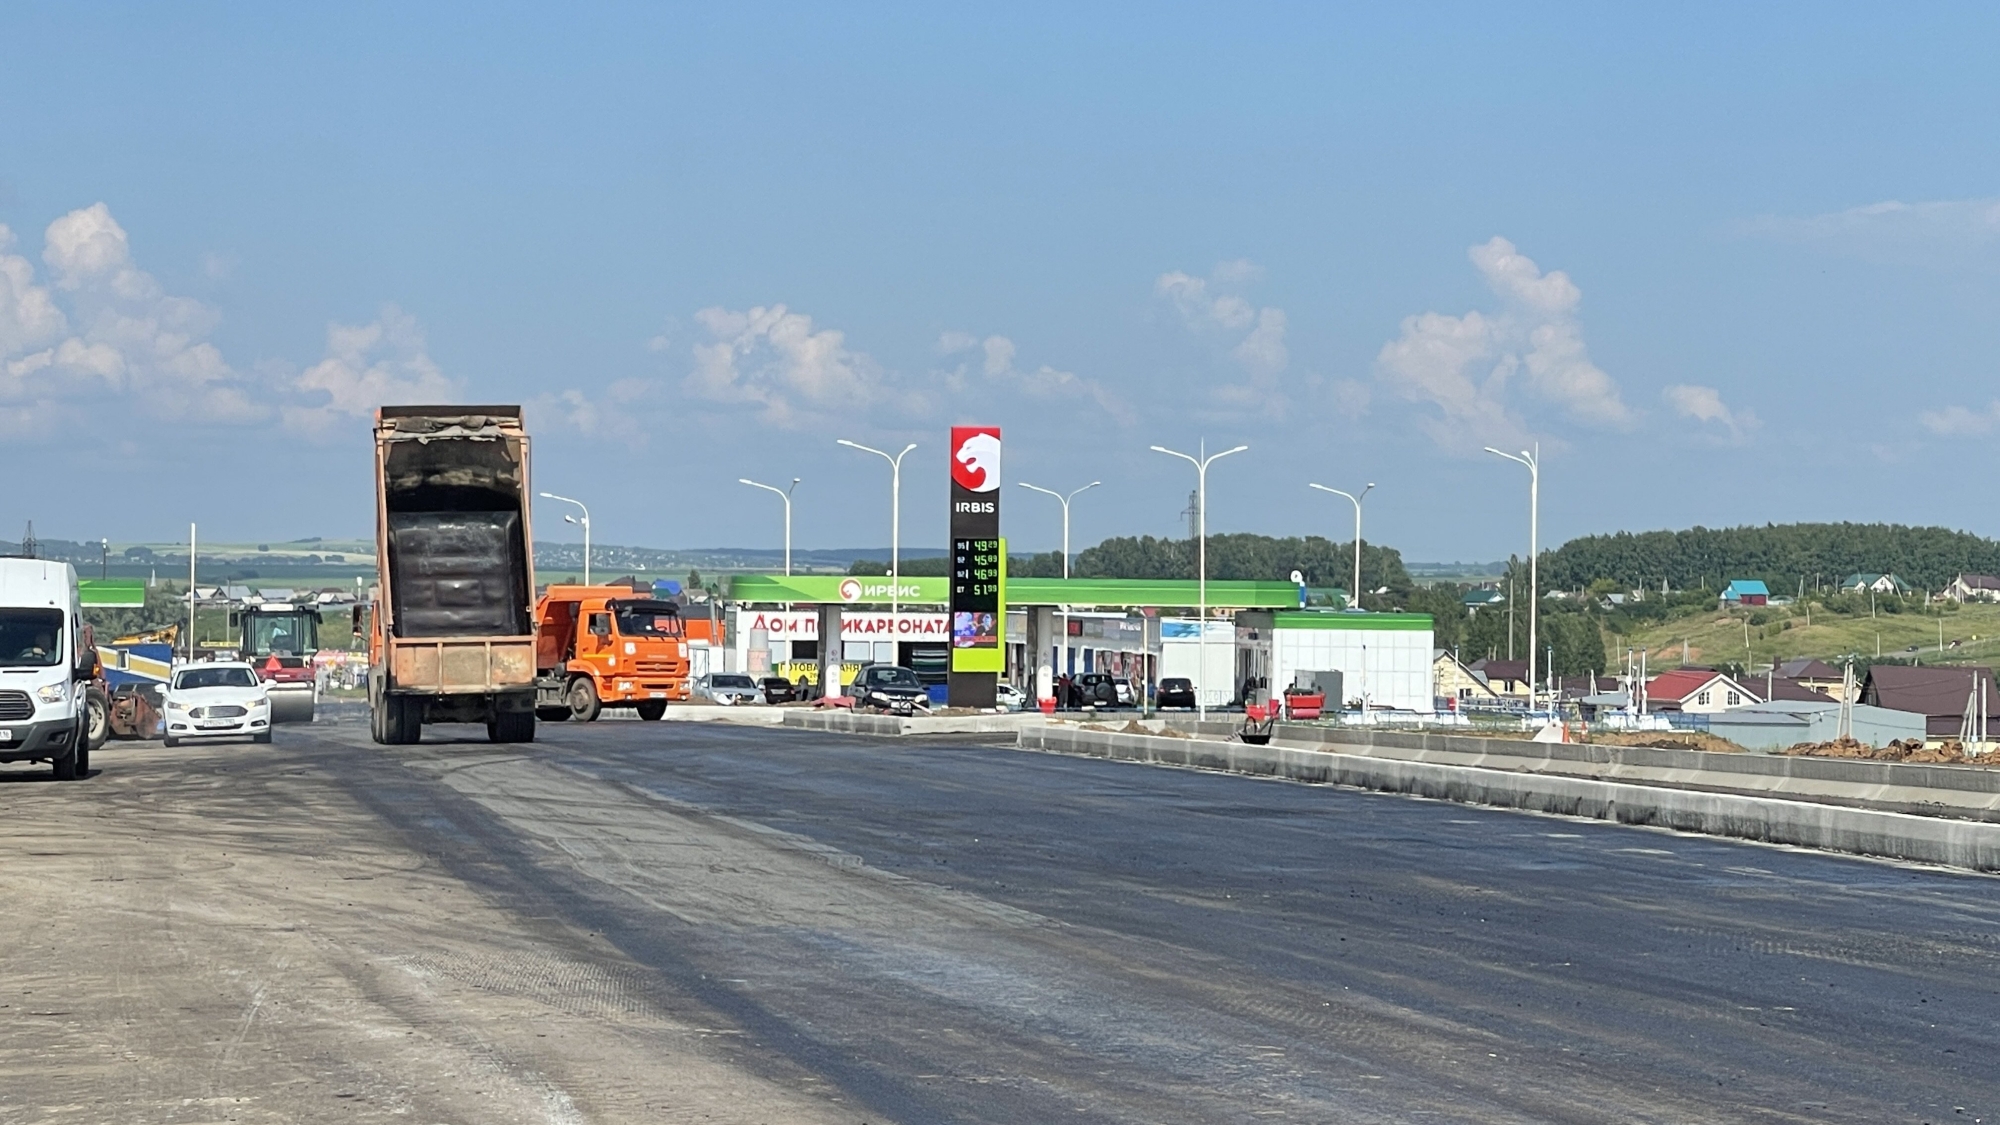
[1720,579,1769,606]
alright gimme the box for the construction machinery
[234,602,322,722]
[367,406,537,745]
[533,585,690,721]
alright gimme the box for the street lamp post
[738,477,801,575]
[100,538,108,581]
[1484,444,1540,714]
[1151,442,1248,718]
[539,492,591,585]
[837,439,918,622]
[1019,480,1101,697]
[1307,482,1374,608]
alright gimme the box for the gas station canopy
[726,573,1302,610]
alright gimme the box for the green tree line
[1541,523,2000,594]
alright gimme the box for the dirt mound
[1783,737,2000,765]
[1590,731,1748,754]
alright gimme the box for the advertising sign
[948,426,1005,695]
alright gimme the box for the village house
[1432,650,1501,706]
[1943,574,2000,604]
[1859,665,2000,739]
[1775,657,1849,700]
[1720,579,1769,606]
[1840,573,1909,595]
[1643,668,1760,715]
[1468,657,1529,698]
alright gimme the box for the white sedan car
[164,662,273,747]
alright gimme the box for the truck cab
[0,558,96,779]
[534,586,690,721]
[233,602,322,722]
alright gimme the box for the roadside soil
[0,736,854,1125]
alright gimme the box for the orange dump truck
[532,586,690,722]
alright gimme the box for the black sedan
[759,676,796,704]
[850,665,929,715]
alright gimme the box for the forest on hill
[1539,523,2000,593]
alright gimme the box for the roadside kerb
[1164,719,2000,823]
[783,710,1048,737]
[1023,724,2000,872]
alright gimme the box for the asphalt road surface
[3,710,1997,1123]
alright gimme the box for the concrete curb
[783,711,1047,737]
[1023,725,2000,872]
[1167,719,2000,822]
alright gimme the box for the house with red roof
[1644,668,1760,714]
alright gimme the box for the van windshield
[611,600,684,637]
[0,609,63,668]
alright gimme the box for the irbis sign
[948,426,1005,702]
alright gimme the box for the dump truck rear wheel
[488,710,535,743]
[568,678,601,723]
[536,707,570,722]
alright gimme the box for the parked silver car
[694,673,762,705]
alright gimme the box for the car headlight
[166,699,186,711]
[35,682,67,704]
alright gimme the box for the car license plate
[198,720,235,730]
[649,691,664,698]
[0,729,10,743]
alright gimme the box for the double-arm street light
[1151,442,1248,718]
[1483,444,1540,712]
[1307,481,1374,609]
[539,491,591,585]
[738,477,801,575]
[838,439,918,621]
[1019,480,1101,697]
[1017,481,1100,579]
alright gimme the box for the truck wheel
[536,707,570,722]
[398,697,426,744]
[488,710,535,743]
[568,678,601,722]
[86,690,110,751]
[636,700,667,721]
[385,696,422,744]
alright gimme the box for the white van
[0,558,94,779]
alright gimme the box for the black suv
[1063,672,1130,709]
[1156,677,1198,709]
[850,664,929,715]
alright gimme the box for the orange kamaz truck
[532,586,689,721]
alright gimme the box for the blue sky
[5,3,2000,561]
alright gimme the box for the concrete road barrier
[1023,724,2000,872]
[1166,719,2000,823]
[784,710,1047,737]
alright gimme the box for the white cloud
[1231,307,1289,375]
[0,203,261,429]
[532,378,655,447]
[284,305,459,435]
[0,225,66,356]
[1662,383,1757,441]
[937,331,1134,424]
[1375,237,1630,450]
[1919,401,2000,437]
[1157,260,1293,414]
[683,303,890,427]
[1746,197,2000,265]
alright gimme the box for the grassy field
[1612,599,2000,669]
